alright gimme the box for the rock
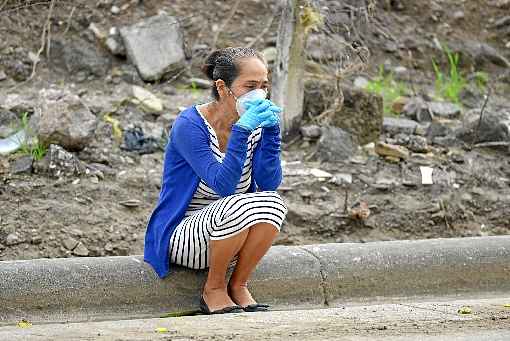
[62,237,79,251]
[262,47,277,63]
[5,233,22,246]
[49,38,111,78]
[310,168,333,179]
[407,135,429,153]
[456,108,510,144]
[317,126,356,162]
[104,242,114,252]
[105,36,126,56]
[111,5,120,14]
[304,81,383,144]
[120,13,186,81]
[382,117,418,135]
[428,102,462,119]
[353,77,369,89]
[452,11,465,20]
[73,242,89,256]
[375,142,410,160]
[0,110,21,138]
[36,88,97,151]
[0,70,6,81]
[330,173,353,185]
[306,33,349,61]
[33,144,86,178]
[187,78,211,89]
[448,40,510,68]
[88,23,106,41]
[10,155,33,174]
[402,97,433,122]
[131,85,163,113]
[300,125,322,140]
[391,96,409,115]
[426,121,454,143]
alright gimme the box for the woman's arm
[252,125,283,191]
[172,117,250,197]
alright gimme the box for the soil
[0,0,509,261]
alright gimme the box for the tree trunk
[271,0,308,141]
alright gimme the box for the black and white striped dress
[169,105,287,270]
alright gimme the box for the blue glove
[259,101,282,128]
[236,99,276,131]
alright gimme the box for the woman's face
[219,57,269,116]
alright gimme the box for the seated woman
[144,47,287,314]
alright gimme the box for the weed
[432,45,466,103]
[15,112,47,161]
[473,71,489,91]
[366,64,408,115]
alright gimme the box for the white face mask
[234,89,268,115]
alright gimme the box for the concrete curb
[1,236,509,324]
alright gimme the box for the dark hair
[201,47,266,100]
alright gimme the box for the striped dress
[168,105,287,270]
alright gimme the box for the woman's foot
[202,286,237,312]
[227,283,257,307]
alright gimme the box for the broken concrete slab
[120,13,186,81]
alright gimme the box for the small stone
[5,233,21,246]
[119,199,141,208]
[30,235,42,245]
[10,155,33,174]
[353,76,369,89]
[131,85,163,113]
[428,101,462,119]
[330,173,353,185]
[105,36,126,56]
[407,135,429,153]
[375,142,410,160]
[0,70,7,81]
[453,11,465,20]
[262,47,277,63]
[62,237,79,250]
[300,125,322,139]
[383,117,418,135]
[73,242,89,256]
[310,168,333,179]
[391,96,410,115]
[111,5,120,14]
[104,242,114,252]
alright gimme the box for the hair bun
[201,50,222,80]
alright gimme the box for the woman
[144,47,287,315]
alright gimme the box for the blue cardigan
[144,105,283,278]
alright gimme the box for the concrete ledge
[0,236,509,324]
[301,236,510,305]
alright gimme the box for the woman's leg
[228,223,279,307]
[203,228,249,311]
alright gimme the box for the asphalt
[0,236,509,325]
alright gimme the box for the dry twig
[211,0,242,49]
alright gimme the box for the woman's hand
[236,99,280,131]
[258,100,282,128]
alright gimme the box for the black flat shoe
[199,296,243,315]
[241,303,270,312]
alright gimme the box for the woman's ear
[215,79,229,99]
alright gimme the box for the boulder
[317,126,356,162]
[304,80,383,144]
[456,108,510,144]
[0,110,20,138]
[383,117,418,135]
[120,13,186,81]
[49,38,111,78]
[36,89,97,151]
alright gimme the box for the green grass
[15,112,47,161]
[432,45,467,104]
[365,65,408,116]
